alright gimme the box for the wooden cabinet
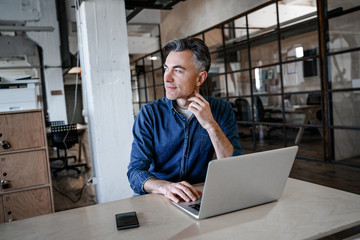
[3,188,53,222]
[0,111,45,152]
[0,109,54,223]
[0,150,49,189]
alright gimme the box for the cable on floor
[52,181,88,203]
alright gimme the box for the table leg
[295,110,312,145]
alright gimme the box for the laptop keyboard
[188,203,201,211]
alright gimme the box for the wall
[160,0,267,44]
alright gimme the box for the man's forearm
[206,122,234,159]
[143,177,169,194]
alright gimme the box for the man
[127,37,242,203]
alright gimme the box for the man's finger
[166,192,181,203]
[179,181,201,200]
[169,184,192,202]
[181,181,200,196]
[188,96,205,107]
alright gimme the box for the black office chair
[50,124,88,176]
[235,98,252,121]
[253,96,283,138]
[235,98,253,137]
[254,97,283,123]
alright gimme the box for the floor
[51,127,360,213]
[49,129,96,212]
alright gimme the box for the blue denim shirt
[127,96,242,194]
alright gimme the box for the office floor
[51,127,360,213]
[49,130,96,212]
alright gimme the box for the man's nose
[164,71,173,82]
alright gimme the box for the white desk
[1,179,359,240]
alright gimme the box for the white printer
[0,75,41,111]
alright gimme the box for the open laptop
[172,146,298,219]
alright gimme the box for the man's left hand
[187,91,215,130]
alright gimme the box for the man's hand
[144,178,201,203]
[187,90,216,130]
[187,90,234,159]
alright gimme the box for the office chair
[50,124,88,176]
[235,98,252,122]
[235,98,253,137]
[253,96,283,138]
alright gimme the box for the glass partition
[130,0,360,166]
[329,51,360,90]
[328,11,360,53]
[248,4,277,38]
[328,0,359,12]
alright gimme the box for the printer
[0,75,41,111]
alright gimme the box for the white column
[77,0,134,202]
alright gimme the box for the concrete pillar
[76,0,134,202]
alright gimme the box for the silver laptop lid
[198,146,298,219]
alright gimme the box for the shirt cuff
[130,171,155,195]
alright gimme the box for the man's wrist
[144,178,169,194]
[205,121,220,135]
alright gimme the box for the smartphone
[115,211,139,230]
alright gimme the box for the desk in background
[0,178,359,240]
[265,105,321,144]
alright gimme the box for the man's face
[163,50,202,100]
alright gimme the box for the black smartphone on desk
[115,211,139,230]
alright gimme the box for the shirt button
[184,154,187,158]
[186,135,189,139]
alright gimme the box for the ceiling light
[295,46,304,58]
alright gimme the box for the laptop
[172,146,298,219]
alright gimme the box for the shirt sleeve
[127,106,156,194]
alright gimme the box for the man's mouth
[166,85,177,90]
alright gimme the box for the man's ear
[196,71,207,87]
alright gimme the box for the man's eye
[175,69,182,73]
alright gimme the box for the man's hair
[162,37,211,73]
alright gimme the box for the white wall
[77,0,134,203]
